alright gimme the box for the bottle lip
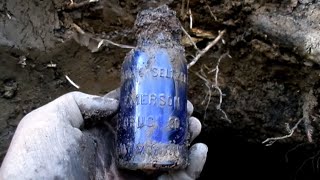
[134,5,182,39]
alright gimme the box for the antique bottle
[116,5,188,170]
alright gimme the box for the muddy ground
[1,0,320,179]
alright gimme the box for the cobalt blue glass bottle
[116,5,189,170]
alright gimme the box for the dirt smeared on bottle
[116,5,189,171]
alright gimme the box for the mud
[1,0,320,179]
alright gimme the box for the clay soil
[1,0,320,179]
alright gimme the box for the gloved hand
[0,89,208,180]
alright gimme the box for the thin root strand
[187,30,226,69]
[262,118,304,146]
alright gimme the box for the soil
[1,0,320,179]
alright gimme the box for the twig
[66,0,99,10]
[205,4,217,21]
[65,75,80,89]
[181,26,199,51]
[194,71,211,118]
[72,23,134,49]
[262,118,304,146]
[187,29,226,69]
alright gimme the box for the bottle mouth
[134,5,182,40]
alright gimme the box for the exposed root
[302,90,317,143]
[295,148,320,178]
[284,143,320,176]
[192,53,231,123]
[181,8,228,122]
[262,90,317,146]
[193,70,212,118]
[205,2,217,21]
[285,143,308,163]
[181,26,200,51]
[187,29,226,69]
[262,118,304,146]
[180,0,190,20]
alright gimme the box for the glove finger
[157,143,208,180]
[189,117,201,142]
[187,100,194,117]
[71,91,119,119]
[104,88,120,100]
[185,143,208,179]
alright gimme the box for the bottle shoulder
[122,47,187,73]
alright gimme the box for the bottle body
[116,45,188,170]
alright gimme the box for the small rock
[2,79,18,99]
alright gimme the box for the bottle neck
[136,31,181,47]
